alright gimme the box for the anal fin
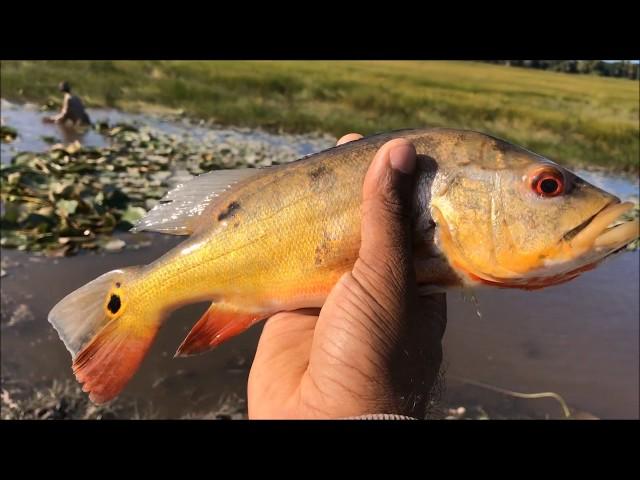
[175,303,272,357]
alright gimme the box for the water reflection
[54,122,92,145]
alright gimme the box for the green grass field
[1,60,638,172]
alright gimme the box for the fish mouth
[512,200,640,289]
[565,200,639,252]
[435,200,639,291]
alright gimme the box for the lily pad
[1,117,325,256]
[1,125,19,143]
[56,199,79,216]
[119,205,147,228]
[101,238,126,252]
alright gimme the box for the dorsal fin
[131,168,263,235]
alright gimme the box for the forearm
[53,98,70,123]
[53,109,69,122]
[343,413,418,420]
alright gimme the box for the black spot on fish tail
[217,201,241,221]
[107,294,121,314]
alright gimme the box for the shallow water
[1,101,638,419]
[1,99,334,164]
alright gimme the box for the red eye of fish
[531,168,565,197]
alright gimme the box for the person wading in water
[44,81,92,126]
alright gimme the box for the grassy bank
[1,60,638,172]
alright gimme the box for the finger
[355,139,417,296]
[305,140,419,400]
[336,133,363,146]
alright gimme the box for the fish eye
[530,167,565,197]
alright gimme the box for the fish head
[429,132,639,289]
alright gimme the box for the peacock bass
[48,128,640,404]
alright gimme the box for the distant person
[44,81,92,126]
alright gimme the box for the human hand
[247,133,447,419]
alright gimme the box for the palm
[248,273,446,419]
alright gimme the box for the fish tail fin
[48,266,161,404]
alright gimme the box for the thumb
[355,138,417,296]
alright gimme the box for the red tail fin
[73,319,159,404]
[48,266,160,405]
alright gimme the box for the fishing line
[449,375,572,418]
[460,288,483,318]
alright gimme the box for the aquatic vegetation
[1,125,18,143]
[1,124,173,255]
[1,121,314,256]
[0,379,154,420]
[180,392,248,420]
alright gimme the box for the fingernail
[389,144,416,174]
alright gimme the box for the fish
[48,128,640,404]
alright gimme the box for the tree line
[482,60,639,80]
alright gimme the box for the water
[1,100,110,156]
[1,235,251,418]
[443,250,639,418]
[1,99,333,164]
[1,101,638,419]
